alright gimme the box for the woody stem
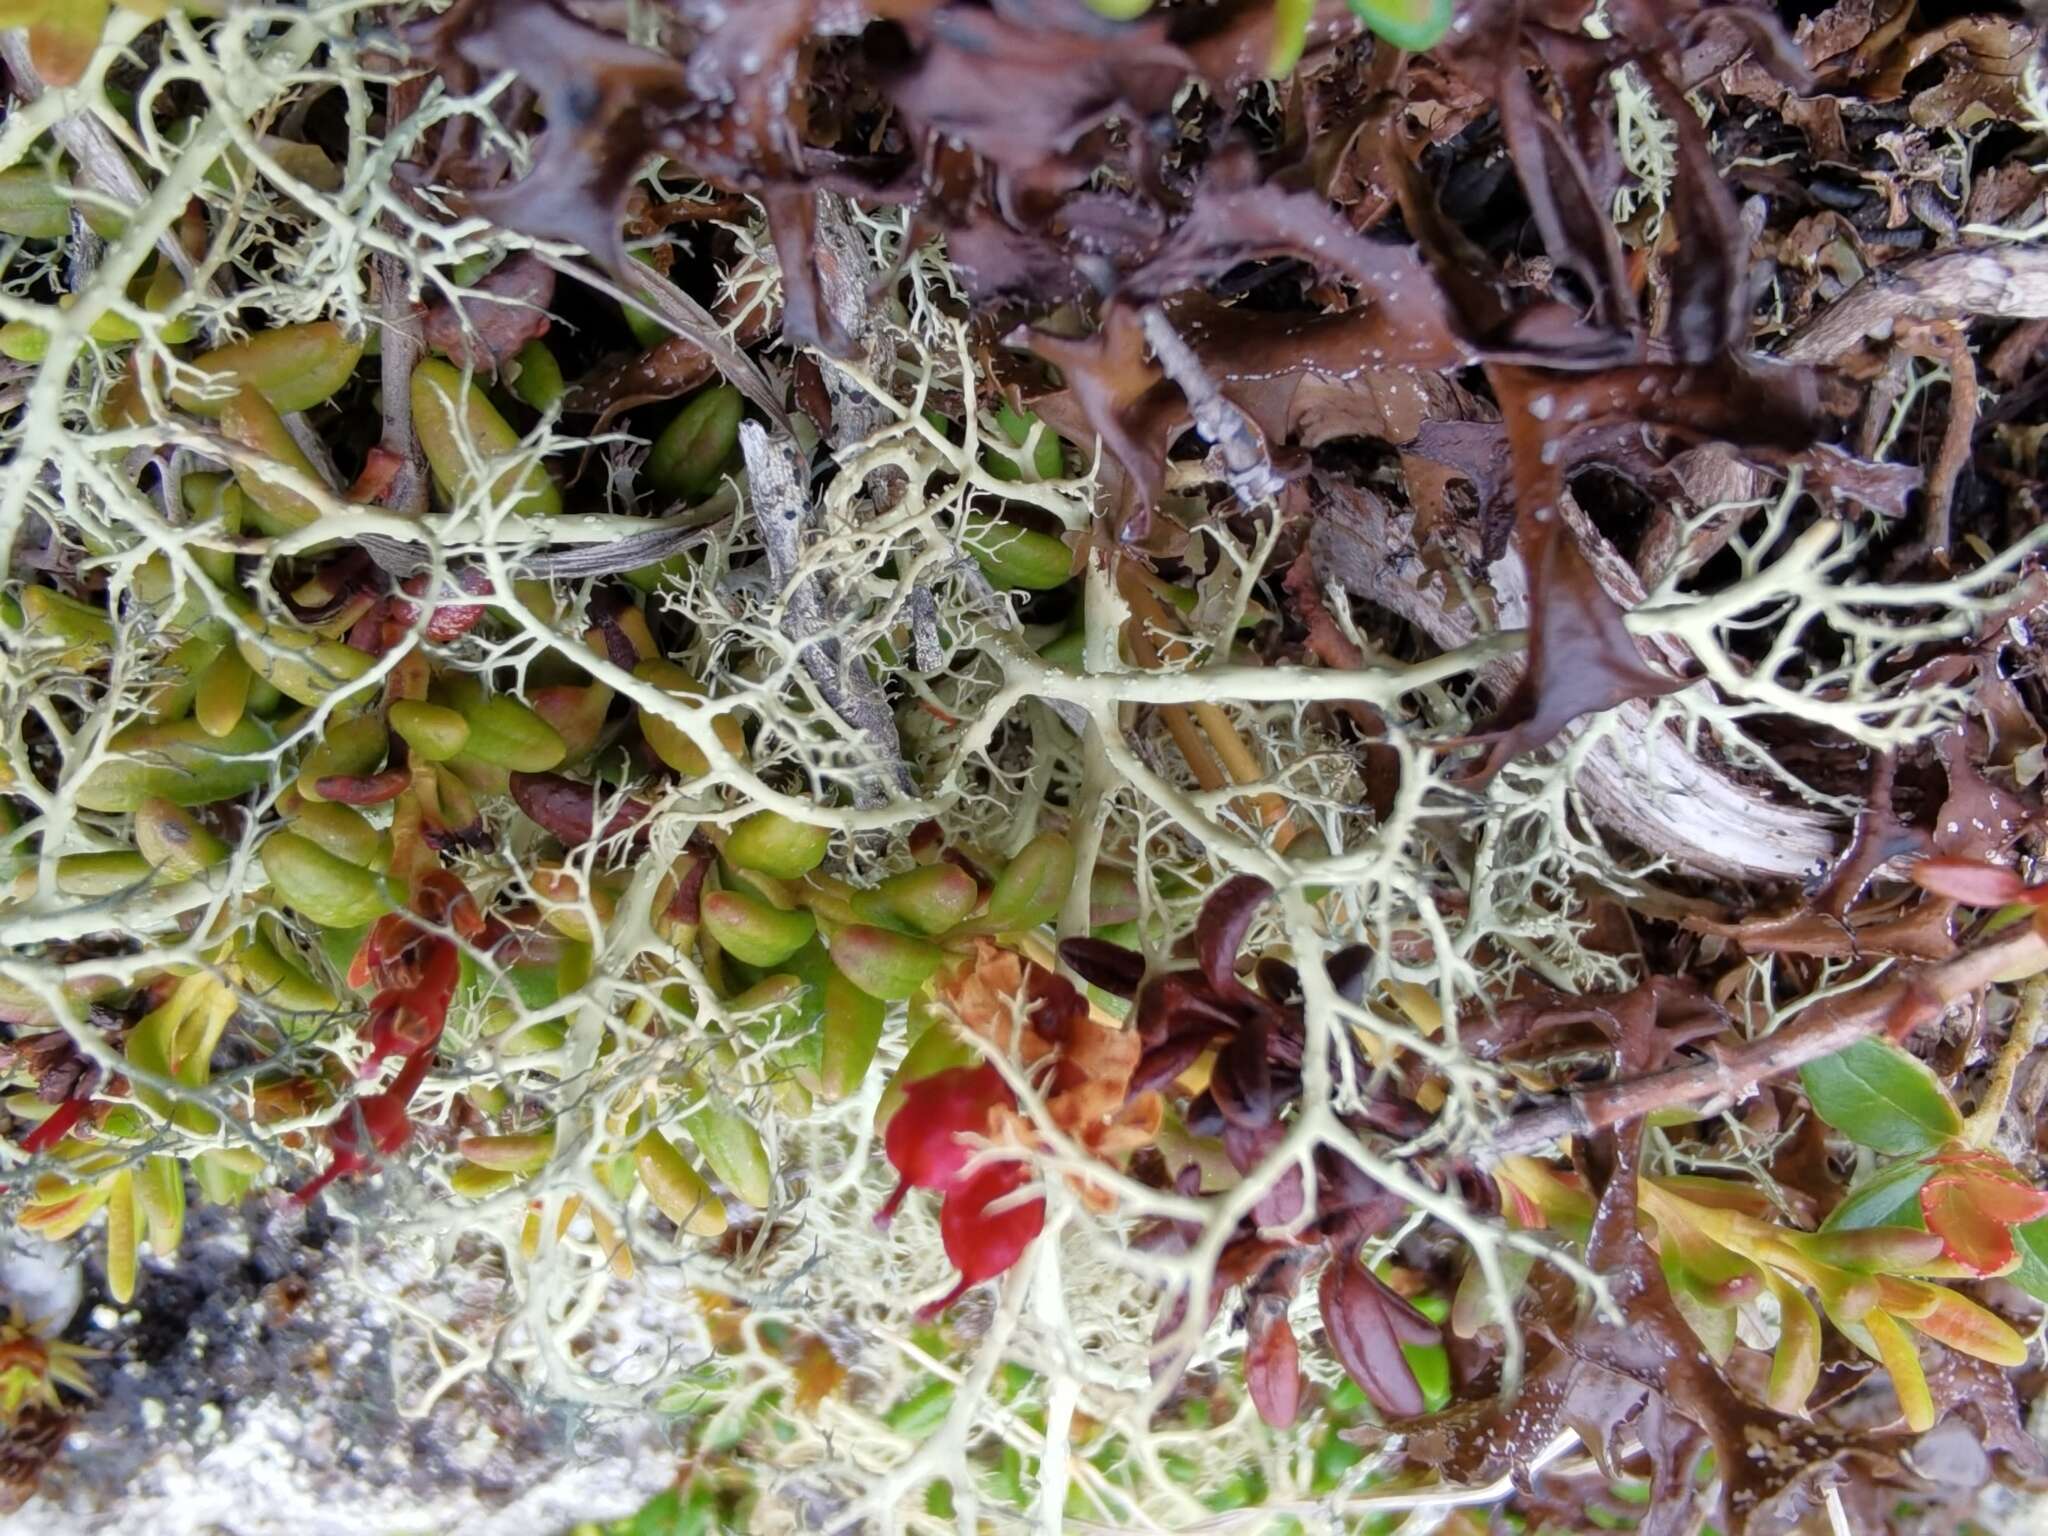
[1963,972,2047,1148]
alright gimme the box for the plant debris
[6,2,2048,1532]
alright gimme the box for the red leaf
[19,1098,89,1154]
[878,1063,1014,1224]
[1245,1299,1302,1429]
[1317,1256,1432,1419]
[314,770,410,805]
[1194,874,1272,997]
[1922,1157,2048,1274]
[509,772,653,846]
[296,1046,435,1207]
[1910,856,2028,907]
[920,1161,1045,1319]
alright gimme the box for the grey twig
[1140,305,1285,505]
[374,251,430,519]
[738,420,910,807]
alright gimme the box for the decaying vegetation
[6,1,2048,1531]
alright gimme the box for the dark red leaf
[1930,731,2032,866]
[423,0,685,263]
[1195,874,1272,996]
[1211,1019,1273,1130]
[509,772,653,846]
[1057,936,1146,998]
[1130,1028,1218,1096]
[1245,1298,1302,1430]
[314,770,410,805]
[1122,174,1467,373]
[1015,304,1175,520]
[1493,66,1637,343]
[666,852,709,926]
[1318,1256,1429,1419]
[1326,944,1370,1004]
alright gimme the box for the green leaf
[614,1490,685,1536]
[1798,1038,1960,1155]
[2011,1219,2048,1303]
[884,1378,954,1438]
[1267,0,1314,75]
[1821,1158,1935,1233]
[1348,0,1456,53]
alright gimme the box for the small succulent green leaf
[982,832,1075,931]
[830,924,943,1002]
[702,890,815,967]
[725,810,830,880]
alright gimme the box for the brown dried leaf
[422,252,556,372]
[425,0,686,261]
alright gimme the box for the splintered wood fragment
[1311,476,1837,879]
[813,192,893,452]
[1781,246,2048,364]
[738,420,911,807]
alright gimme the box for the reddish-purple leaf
[421,251,557,371]
[509,771,652,846]
[314,770,410,805]
[1318,1257,1433,1419]
[1131,1027,1218,1096]
[1326,943,1371,1004]
[1245,1299,1303,1429]
[1058,936,1147,997]
[666,852,709,926]
[1211,1019,1274,1129]
[1195,874,1272,997]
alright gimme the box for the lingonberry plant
[5,2,2048,1531]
